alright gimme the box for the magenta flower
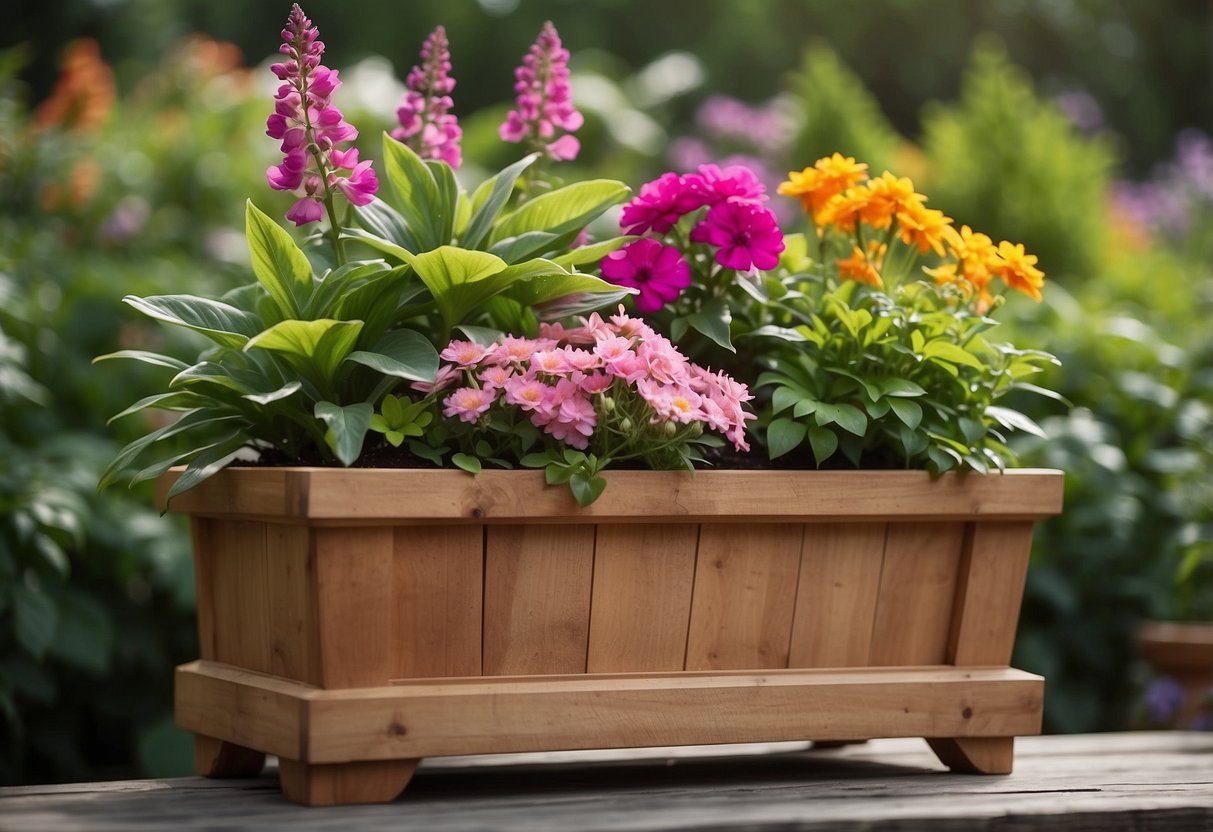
[266,4,377,225]
[619,173,705,236]
[600,239,692,314]
[687,163,768,206]
[392,26,462,169]
[499,21,584,161]
[690,200,785,271]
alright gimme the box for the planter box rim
[157,466,1063,524]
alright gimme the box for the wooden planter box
[1138,620,1213,726]
[159,467,1064,806]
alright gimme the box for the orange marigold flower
[818,185,872,233]
[836,244,884,288]
[779,153,868,224]
[34,39,116,134]
[896,199,953,256]
[992,241,1045,301]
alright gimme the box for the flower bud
[664,420,677,437]
[619,417,633,433]
[600,396,616,413]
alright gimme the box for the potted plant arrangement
[100,5,1063,806]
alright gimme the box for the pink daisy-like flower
[411,363,459,394]
[439,340,488,368]
[503,376,551,413]
[479,365,513,389]
[600,239,692,314]
[690,199,785,271]
[442,386,496,423]
[593,335,634,364]
[578,372,613,395]
[530,349,570,375]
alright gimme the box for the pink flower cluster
[499,21,583,161]
[392,26,462,169]
[266,4,377,225]
[418,308,754,453]
[604,164,785,312]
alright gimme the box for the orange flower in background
[778,153,868,224]
[34,39,116,133]
[896,198,952,256]
[992,241,1045,301]
[836,241,886,288]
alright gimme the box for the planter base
[177,659,1042,805]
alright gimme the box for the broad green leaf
[123,295,262,348]
[899,424,929,457]
[923,339,986,370]
[243,381,302,405]
[409,246,507,330]
[545,462,575,484]
[878,377,928,398]
[767,417,807,460]
[382,133,442,248]
[171,362,260,397]
[985,405,1047,438]
[304,260,392,320]
[345,329,439,383]
[779,232,812,273]
[814,402,868,436]
[551,236,633,269]
[491,179,630,243]
[531,286,635,319]
[455,325,504,347]
[129,429,247,487]
[245,319,364,386]
[488,229,573,263]
[314,401,373,466]
[245,199,311,317]
[98,410,246,491]
[808,426,838,465]
[354,197,420,253]
[889,397,923,429]
[426,159,460,246]
[452,452,482,475]
[496,262,631,310]
[341,228,415,263]
[686,298,734,352]
[162,433,249,505]
[92,350,189,371]
[14,586,57,659]
[742,325,810,343]
[569,472,607,507]
[462,153,538,250]
[771,386,802,415]
[958,416,986,444]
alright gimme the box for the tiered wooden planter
[160,467,1064,806]
[1138,620,1213,726]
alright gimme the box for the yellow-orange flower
[896,199,952,256]
[34,39,116,134]
[991,241,1045,301]
[836,242,885,288]
[779,153,868,223]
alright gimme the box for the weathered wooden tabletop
[2,732,1211,831]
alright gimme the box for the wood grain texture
[189,519,217,661]
[393,525,484,679]
[159,468,1065,524]
[278,758,418,807]
[587,524,699,673]
[788,523,887,668]
[7,733,1212,830]
[313,527,397,688]
[927,737,1015,774]
[192,734,265,778]
[868,523,967,666]
[174,660,1042,764]
[947,523,1035,667]
[685,524,805,671]
[483,525,595,675]
[208,520,271,673]
[264,523,320,685]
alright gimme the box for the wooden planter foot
[194,734,266,778]
[927,737,1014,774]
[278,758,420,807]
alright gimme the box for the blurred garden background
[2,0,1211,785]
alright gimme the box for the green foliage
[920,40,1116,281]
[756,279,1053,471]
[787,43,903,177]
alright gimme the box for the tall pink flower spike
[499,21,584,161]
[393,26,462,169]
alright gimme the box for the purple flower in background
[1177,129,1213,200]
[619,173,704,235]
[1143,676,1187,724]
[1055,90,1105,135]
[690,200,785,271]
[393,26,462,169]
[696,94,798,155]
[499,21,584,161]
[265,4,377,225]
[600,239,691,313]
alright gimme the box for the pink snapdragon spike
[266,4,377,226]
[430,307,754,454]
[600,238,692,313]
[690,199,785,271]
[499,21,584,161]
[393,26,462,168]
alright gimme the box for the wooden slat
[209,521,272,673]
[278,759,417,807]
[586,524,699,672]
[174,660,1044,764]
[788,523,887,668]
[868,523,966,666]
[159,468,1066,524]
[947,522,1036,666]
[393,525,484,678]
[264,524,320,685]
[313,527,397,688]
[483,525,595,675]
[685,524,805,671]
[189,518,217,661]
